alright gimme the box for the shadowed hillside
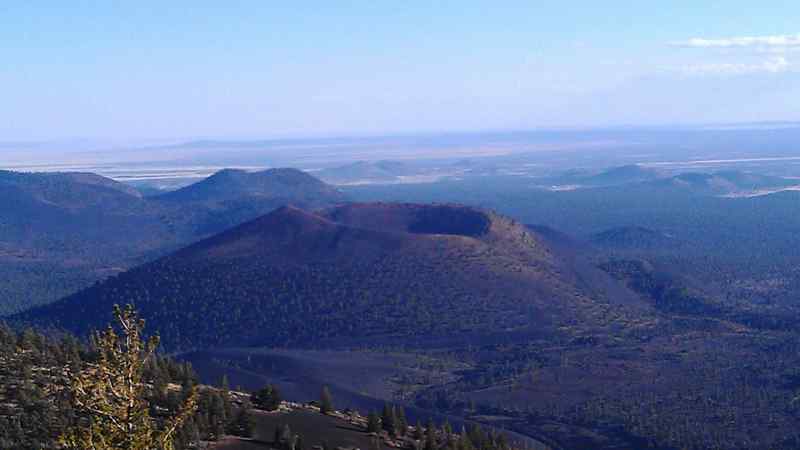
[151,168,347,237]
[649,170,796,195]
[582,164,659,186]
[0,168,344,314]
[156,168,344,205]
[15,203,641,351]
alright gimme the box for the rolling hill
[0,171,166,313]
[15,203,643,351]
[156,168,344,205]
[315,160,412,185]
[535,164,661,190]
[0,170,145,238]
[537,166,795,196]
[0,168,345,314]
[151,168,347,236]
[0,170,142,205]
[650,170,796,195]
[581,164,660,186]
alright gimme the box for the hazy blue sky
[2,1,799,140]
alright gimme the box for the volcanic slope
[156,168,344,205]
[152,167,347,236]
[17,203,647,350]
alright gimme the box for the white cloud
[672,34,800,49]
[675,56,790,76]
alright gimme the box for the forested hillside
[16,204,637,350]
[0,168,345,314]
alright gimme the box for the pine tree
[424,420,438,450]
[227,407,254,438]
[414,420,425,441]
[458,426,473,450]
[369,435,382,450]
[367,411,382,433]
[469,424,486,449]
[468,424,484,450]
[220,375,230,391]
[277,424,294,450]
[59,304,198,450]
[396,406,408,436]
[252,384,282,411]
[220,375,232,419]
[496,433,509,450]
[320,386,334,415]
[381,404,396,436]
[208,391,227,440]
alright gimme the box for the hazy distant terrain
[7,126,800,193]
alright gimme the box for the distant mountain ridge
[0,167,342,248]
[539,164,660,189]
[582,164,660,186]
[315,160,412,185]
[0,170,142,210]
[539,166,796,197]
[0,168,345,314]
[157,168,344,204]
[650,170,796,195]
[152,167,346,237]
[0,170,150,246]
